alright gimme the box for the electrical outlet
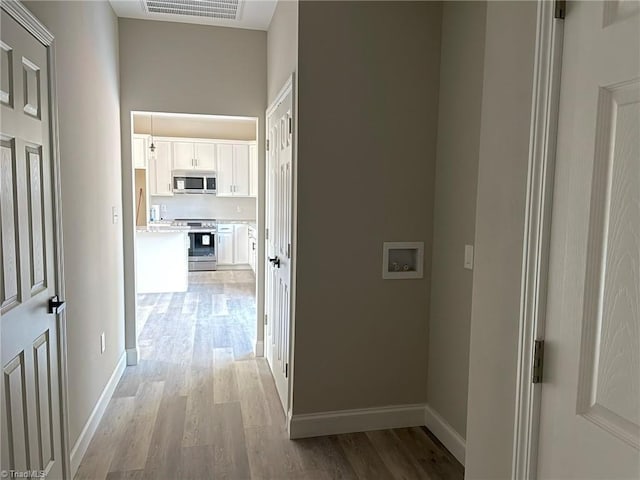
[100,332,106,354]
[236,205,242,213]
[161,204,167,214]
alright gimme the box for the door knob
[269,256,280,268]
[49,296,66,314]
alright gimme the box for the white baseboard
[424,404,466,465]
[289,403,426,439]
[255,340,264,357]
[70,352,126,477]
[126,347,139,366]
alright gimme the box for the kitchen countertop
[137,220,257,232]
[136,227,189,233]
[217,220,257,229]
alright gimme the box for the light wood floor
[75,271,463,480]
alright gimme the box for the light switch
[464,245,474,270]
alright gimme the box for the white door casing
[1,4,67,479]
[537,1,640,478]
[265,78,294,411]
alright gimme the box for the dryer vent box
[382,242,424,279]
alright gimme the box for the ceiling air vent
[142,0,242,20]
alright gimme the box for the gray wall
[293,1,442,414]
[118,19,267,355]
[267,0,298,105]
[427,1,487,440]
[465,2,538,478]
[24,0,124,447]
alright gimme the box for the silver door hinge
[285,363,289,378]
[264,314,268,325]
[266,139,270,151]
[289,118,293,134]
[265,228,269,240]
[287,243,291,258]
[554,0,565,19]
[532,340,545,384]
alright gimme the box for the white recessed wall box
[382,242,424,279]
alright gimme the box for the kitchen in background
[131,111,258,348]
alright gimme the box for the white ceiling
[109,0,278,31]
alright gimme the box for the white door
[233,144,250,196]
[537,2,640,478]
[1,9,64,479]
[265,81,294,409]
[173,141,194,170]
[194,142,215,171]
[217,144,234,197]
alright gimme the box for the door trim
[512,1,564,479]
[265,73,296,422]
[1,1,70,478]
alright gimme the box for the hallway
[74,272,463,480]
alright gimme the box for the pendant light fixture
[149,114,156,155]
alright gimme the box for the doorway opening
[128,110,261,372]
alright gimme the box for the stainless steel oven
[173,219,218,271]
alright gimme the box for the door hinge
[554,0,566,19]
[285,363,289,378]
[266,139,270,151]
[289,117,293,134]
[532,339,545,384]
[287,243,291,258]
[264,314,268,325]
[265,228,269,240]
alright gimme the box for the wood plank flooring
[75,271,463,480]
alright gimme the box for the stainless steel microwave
[172,173,216,194]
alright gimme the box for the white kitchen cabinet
[216,143,253,197]
[233,145,250,196]
[216,145,234,196]
[249,144,258,197]
[217,228,234,265]
[218,223,251,266]
[148,141,173,196]
[133,135,148,169]
[173,141,216,171]
[195,143,216,170]
[234,224,249,264]
[173,142,194,170]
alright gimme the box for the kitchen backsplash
[150,195,256,220]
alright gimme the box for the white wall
[150,195,256,220]
[427,1,487,441]
[118,18,267,358]
[293,1,442,414]
[23,0,124,448]
[465,2,538,478]
[267,0,298,105]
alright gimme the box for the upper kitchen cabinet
[217,143,256,197]
[133,135,149,169]
[173,141,216,171]
[249,144,258,197]
[148,140,173,196]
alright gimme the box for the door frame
[264,73,296,421]
[512,1,564,478]
[1,1,71,478]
